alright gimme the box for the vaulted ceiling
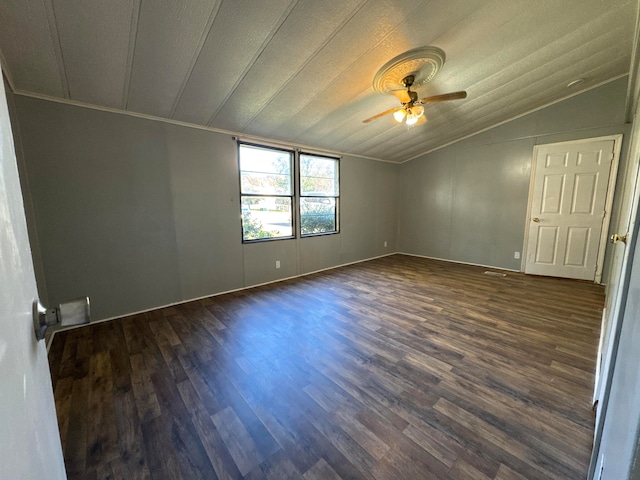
[0,0,637,162]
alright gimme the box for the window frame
[237,142,341,242]
[238,142,296,243]
[299,152,340,238]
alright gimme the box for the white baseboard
[398,251,521,272]
[46,252,398,351]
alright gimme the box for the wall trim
[11,89,396,165]
[46,251,398,351]
[397,252,520,272]
[400,74,629,164]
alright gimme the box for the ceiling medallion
[373,46,445,95]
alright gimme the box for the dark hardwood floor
[48,254,604,480]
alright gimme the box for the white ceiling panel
[126,0,220,117]
[243,0,424,138]
[272,0,483,152]
[209,0,369,131]
[51,0,134,108]
[171,0,296,125]
[354,22,632,158]
[0,0,64,96]
[0,0,636,162]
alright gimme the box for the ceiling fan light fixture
[362,46,467,126]
[393,109,406,122]
[405,109,419,125]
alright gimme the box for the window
[238,143,340,241]
[300,153,339,236]
[239,143,294,242]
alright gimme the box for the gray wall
[398,77,631,275]
[7,77,632,323]
[9,95,398,320]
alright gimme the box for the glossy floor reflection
[49,254,604,479]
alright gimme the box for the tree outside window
[238,144,339,241]
[300,154,339,236]
[239,144,294,241]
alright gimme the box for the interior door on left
[0,74,66,478]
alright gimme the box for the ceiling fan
[363,74,467,125]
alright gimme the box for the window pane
[241,196,293,241]
[240,145,292,195]
[300,197,336,235]
[300,155,338,196]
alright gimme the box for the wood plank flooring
[48,254,604,479]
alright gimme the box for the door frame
[521,135,623,283]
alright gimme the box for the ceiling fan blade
[420,91,467,104]
[362,107,402,124]
[391,89,411,103]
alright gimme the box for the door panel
[541,174,564,213]
[564,227,589,266]
[0,74,66,478]
[571,173,598,213]
[525,139,615,280]
[535,227,558,264]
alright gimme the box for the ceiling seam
[168,0,224,118]
[204,0,301,126]
[282,0,442,143]
[351,3,630,159]
[366,56,628,161]
[364,41,630,161]
[294,0,619,149]
[445,7,629,111]
[398,74,630,163]
[236,0,372,132]
[288,0,493,146]
[122,0,142,110]
[42,0,70,98]
[391,52,631,160]
[285,0,486,144]
[12,89,396,164]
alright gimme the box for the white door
[525,139,616,280]
[0,74,66,477]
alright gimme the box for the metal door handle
[610,233,628,244]
[532,217,540,223]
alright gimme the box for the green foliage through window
[300,154,339,236]
[239,144,293,241]
[238,144,339,241]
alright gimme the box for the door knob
[33,297,91,341]
[532,217,540,223]
[610,233,628,244]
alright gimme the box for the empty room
[2,1,640,479]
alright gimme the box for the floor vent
[484,271,507,277]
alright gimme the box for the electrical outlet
[514,251,520,259]
[384,241,388,247]
[275,260,280,269]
